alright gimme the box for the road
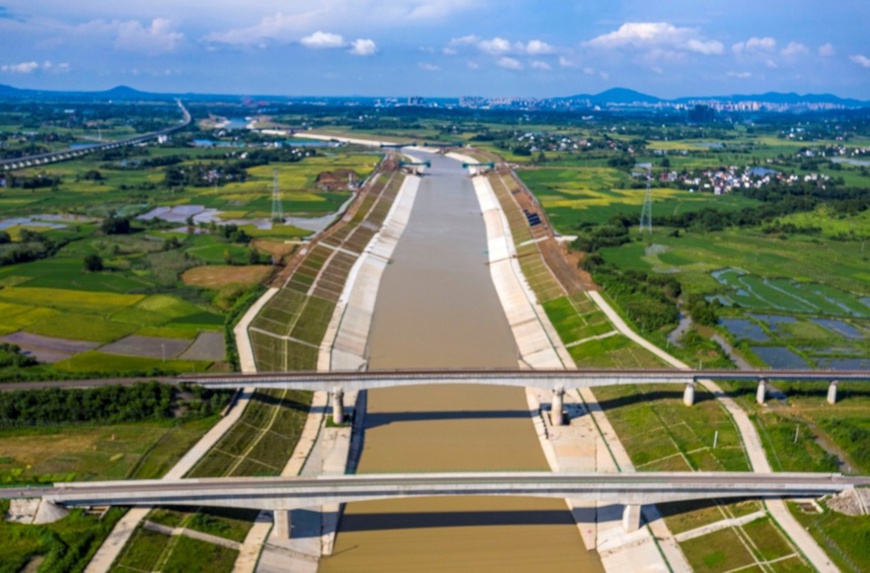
[6,472,867,510]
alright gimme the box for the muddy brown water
[319,155,604,572]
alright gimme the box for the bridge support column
[551,388,565,427]
[827,379,839,405]
[273,510,291,539]
[756,378,768,405]
[331,389,345,425]
[683,381,696,406]
[622,504,642,533]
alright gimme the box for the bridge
[181,369,870,425]
[1,100,191,172]
[5,472,865,535]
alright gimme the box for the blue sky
[1,1,868,98]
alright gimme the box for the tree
[83,254,103,272]
[0,230,10,244]
[101,216,131,235]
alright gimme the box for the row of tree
[0,382,230,427]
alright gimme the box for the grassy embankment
[250,170,405,370]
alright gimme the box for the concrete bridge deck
[181,368,870,392]
[1,100,190,171]
[182,368,870,425]
[6,471,866,510]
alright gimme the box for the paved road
[6,472,866,510]
[1,100,191,171]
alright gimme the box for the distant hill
[590,88,662,105]
[0,83,866,108]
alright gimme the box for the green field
[0,416,219,484]
[518,167,759,232]
[0,415,220,571]
[110,527,237,573]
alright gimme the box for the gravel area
[179,332,225,361]
[99,335,191,359]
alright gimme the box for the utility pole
[271,168,283,223]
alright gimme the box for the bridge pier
[683,382,696,406]
[622,504,642,533]
[756,378,768,405]
[273,509,291,539]
[551,388,565,426]
[331,389,345,425]
[827,379,839,405]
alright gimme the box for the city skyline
[1,1,868,99]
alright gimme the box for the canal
[319,153,604,572]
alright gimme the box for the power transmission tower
[639,169,653,234]
[271,169,283,223]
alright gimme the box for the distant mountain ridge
[560,89,868,107]
[0,83,867,108]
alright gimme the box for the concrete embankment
[467,164,681,572]
[319,174,421,371]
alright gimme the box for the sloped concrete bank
[466,159,683,573]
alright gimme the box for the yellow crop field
[0,287,144,314]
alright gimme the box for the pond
[811,319,864,339]
[720,318,769,342]
[751,346,809,369]
[751,314,795,334]
[817,357,870,370]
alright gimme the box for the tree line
[0,382,230,428]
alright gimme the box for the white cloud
[497,56,522,70]
[445,35,558,59]
[686,39,724,55]
[349,38,377,56]
[478,37,511,55]
[780,41,808,58]
[585,22,723,55]
[1,61,40,73]
[419,62,439,71]
[114,18,183,54]
[530,60,551,70]
[204,1,478,46]
[818,43,835,57]
[444,35,478,55]
[0,60,70,74]
[403,0,479,20]
[732,37,776,55]
[467,60,480,70]
[301,31,345,49]
[204,12,313,45]
[522,40,554,55]
[727,71,752,79]
[850,54,870,69]
[583,67,595,75]
[297,31,376,55]
[558,56,576,68]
